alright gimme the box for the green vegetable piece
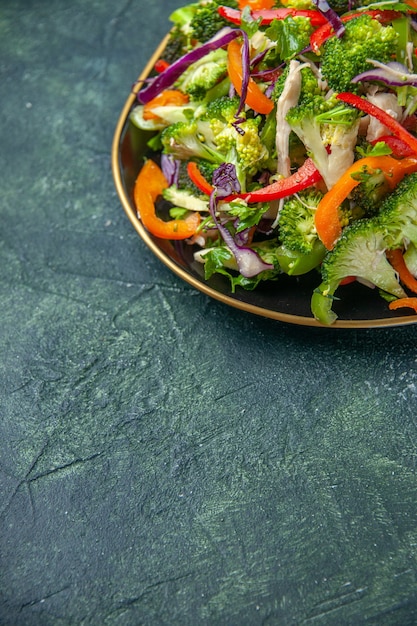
[266,16,313,61]
[276,241,326,275]
[278,189,324,255]
[321,14,398,93]
[176,49,228,101]
[286,95,360,189]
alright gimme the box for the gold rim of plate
[111,34,417,329]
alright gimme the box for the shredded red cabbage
[213,163,241,198]
[210,164,273,278]
[160,154,180,186]
[138,28,240,104]
[352,61,417,87]
[237,31,250,116]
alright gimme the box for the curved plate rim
[111,34,417,330]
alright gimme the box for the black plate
[111,34,417,329]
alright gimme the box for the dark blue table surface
[1,2,417,624]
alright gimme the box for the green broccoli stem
[392,15,412,107]
[392,15,410,66]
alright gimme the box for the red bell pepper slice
[134,159,200,239]
[154,59,170,74]
[235,158,322,202]
[218,5,328,27]
[337,92,417,155]
[186,158,321,203]
[371,135,415,158]
[187,162,214,196]
[310,10,402,53]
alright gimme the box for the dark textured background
[2,1,417,624]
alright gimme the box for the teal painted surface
[1,2,417,624]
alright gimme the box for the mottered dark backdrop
[1,1,417,624]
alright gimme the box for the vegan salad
[130,0,417,324]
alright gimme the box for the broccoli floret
[311,219,406,324]
[205,95,241,125]
[205,96,270,189]
[272,62,321,103]
[298,65,323,104]
[378,172,417,249]
[279,189,324,255]
[275,189,327,275]
[176,160,198,195]
[167,5,198,54]
[190,0,238,43]
[161,96,270,191]
[161,119,223,163]
[163,26,190,64]
[321,220,405,294]
[175,49,229,101]
[273,61,319,103]
[222,117,270,189]
[320,14,399,93]
[175,159,216,195]
[311,174,417,324]
[323,0,350,13]
[286,95,361,189]
[170,0,238,47]
[349,164,391,217]
[272,64,291,102]
[195,160,218,185]
[230,117,269,174]
[163,185,209,213]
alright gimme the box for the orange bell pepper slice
[238,0,275,8]
[314,155,417,250]
[389,297,417,313]
[133,159,200,240]
[227,39,274,115]
[386,248,417,293]
[143,89,189,121]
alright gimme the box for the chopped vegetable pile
[131,0,417,324]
